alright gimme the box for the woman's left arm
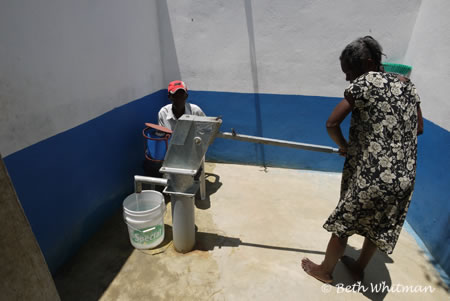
[417,104,424,136]
[326,98,353,156]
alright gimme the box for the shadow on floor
[54,173,222,300]
[194,230,325,255]
[53,215,397,301]
[417,248,449,291]
[53,209,134,301]
[331,245,393,301]
[195,172,223,210]
[193,230,397,300]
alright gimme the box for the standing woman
[302,36,424,283]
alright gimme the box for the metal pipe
[171,195,196,253]
[216,131,339,154]
[134,175,168,193]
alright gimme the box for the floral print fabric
[323,72,420,254]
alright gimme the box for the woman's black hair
[340,36,385,71]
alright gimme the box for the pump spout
[134,175,169,193]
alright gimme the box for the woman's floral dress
[323,71,420,254]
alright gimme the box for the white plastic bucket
[123,190,166,249]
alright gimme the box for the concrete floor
[54,162,449,301]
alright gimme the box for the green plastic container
[382,63,412,76]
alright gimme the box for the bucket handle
[124,220,156,233]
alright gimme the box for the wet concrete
[54,163,449,300]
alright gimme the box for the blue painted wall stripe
[408,119,450,274]
[192,90,450,275]
[191,90,350,171]
[4,90,167,273]
[404,222,450,287]
[4,89,449,277]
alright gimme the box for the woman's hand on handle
[338,146,348,157]
[326,98,353,155]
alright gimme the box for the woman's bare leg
[301,234,348,283]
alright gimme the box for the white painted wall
[166,0,421,96]
[4,0,449,157]
[404,0,450,131]
[0,0,164,156]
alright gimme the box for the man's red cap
[168,80,187,94]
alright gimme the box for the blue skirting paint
[190,90,349,171]
[193,90,450,276]
[407,119,450,276]
[404,222,450,287]
[4,89,449,278]
[4,90,167,273]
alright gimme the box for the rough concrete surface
[54,163,449,301]
[0,156,60,301]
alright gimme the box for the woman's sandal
[341,255,364,282]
